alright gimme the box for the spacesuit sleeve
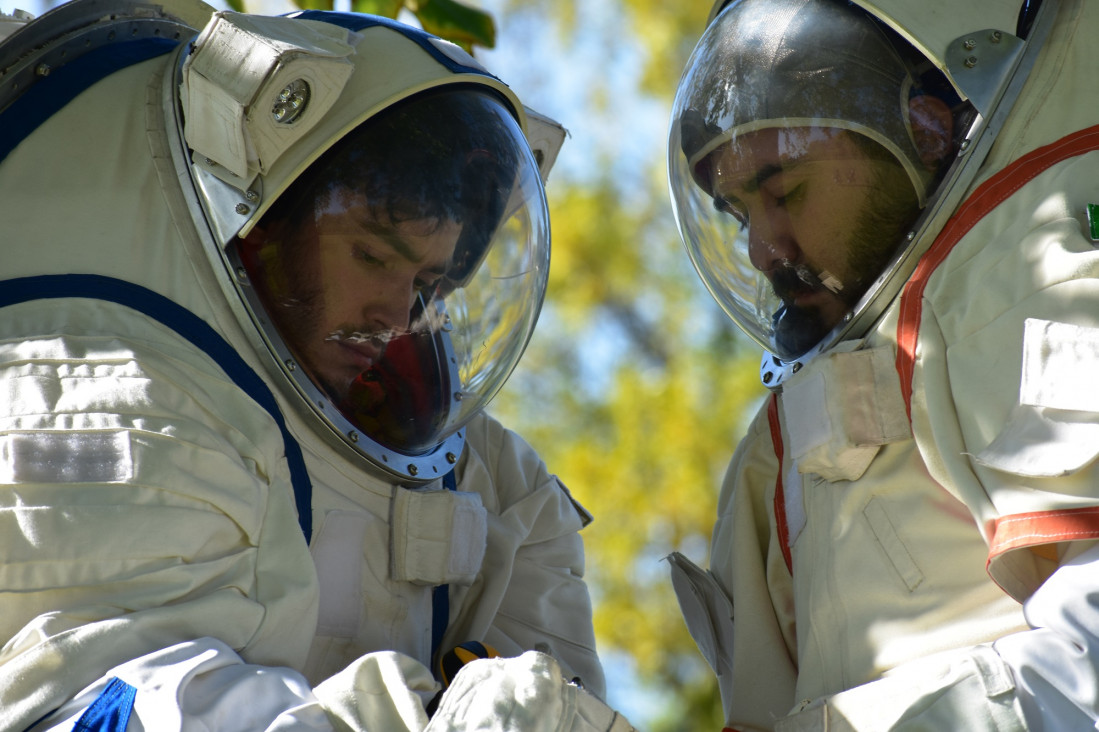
[453,414,608,700]
[993,540,1099,730]
[24,639,429,731]
[0,320,324,729]
[28,641,634,732]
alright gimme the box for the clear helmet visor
[669,0,959,361]
[235,87,549,455]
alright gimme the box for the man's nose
[746,210,800,272]
[369,278,416,333]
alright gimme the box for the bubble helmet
[167,9,561,481]
[669,0,1049,385]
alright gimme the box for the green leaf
[224,0,244,10]
[293,0,336,9]
[350,0,404,17]
[408,0,495,51]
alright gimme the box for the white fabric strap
[391,486,488,586]
[781,345,909,483]
[311,510,372,637]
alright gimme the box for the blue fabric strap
[0,275,314,542]
[431,469,460,660]
[289,10,499,81]
[0,37,179,166]
[73,678,136,732]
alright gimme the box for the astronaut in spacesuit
[666,0,1099,729]
[0,1,631,729]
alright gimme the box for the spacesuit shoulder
[460,411,593,530]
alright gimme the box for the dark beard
[768,262,841,359]
[772,303,830,359]
[769,163,921,360]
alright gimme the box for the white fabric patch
[784,462,807,547]
[0,431,132,484]
[975,319,1099,477]
[781,346,910,483]
[390,486,487,586]
[783,370,832,457]
[310,511,371,637]
[1020,318,1099,412]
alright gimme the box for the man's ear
[908,94,954,169]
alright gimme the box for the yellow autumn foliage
[494,163,765,729]
[478,2,777,727]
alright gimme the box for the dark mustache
[769,261,845,302]
[770,262,822,301]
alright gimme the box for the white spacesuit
[0,1,632,729]
[666,0,1099,729]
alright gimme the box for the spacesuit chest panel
[305,476,488,681]
[779,344,911,484]
[768,344,1029,700]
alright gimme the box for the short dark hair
[267,85,522,280]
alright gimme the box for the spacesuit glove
[424,650,635,732]
[994,541,1099,730]
[771,644,1026,731]
[312,650,437,731]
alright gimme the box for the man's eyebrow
[362,220,451,273]
[742,162,786,194]
[712,161,786,206]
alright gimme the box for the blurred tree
[477,1,770,730]
[495,173,764,732]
